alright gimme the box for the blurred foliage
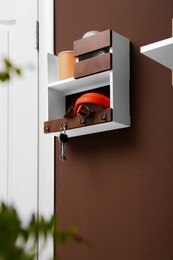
[0,202,83,260]
[0,59,22,82]
[0,59,91,259]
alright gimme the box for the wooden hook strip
[44,108,112,134]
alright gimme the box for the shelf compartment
[140,37,173,70]
[44,108,112,134]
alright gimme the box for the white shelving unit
[46,31,130,138]
[140,37,173,70]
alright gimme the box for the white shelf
[46,30,130,137]
[48,70,110,95]
[50,121,129,138]
[140,37,173,70]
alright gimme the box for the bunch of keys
[59,124,68,161]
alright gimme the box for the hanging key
[60,133,68,161]
[59,125,68,161]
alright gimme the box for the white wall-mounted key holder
[45,29,130,138]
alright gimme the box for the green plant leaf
[0,58,22,82]
[0,72,10,81]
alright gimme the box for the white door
[0,0,38,219]
[0,0,54,258]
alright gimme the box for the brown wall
[54,1,173,259]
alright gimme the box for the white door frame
[38,0,54,259]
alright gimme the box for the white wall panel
[0,25,15,203]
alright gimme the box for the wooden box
[74,29,112,79]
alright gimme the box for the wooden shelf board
[140,37,173,70]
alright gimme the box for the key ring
[76,104,90,117]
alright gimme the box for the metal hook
[60,123,67,134]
